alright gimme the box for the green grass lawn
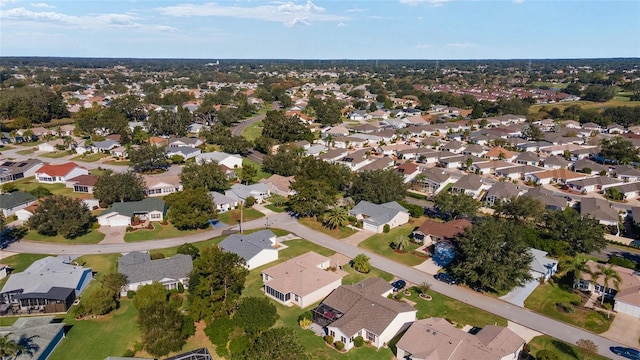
[124,222,208,242]
[16,148,36,155]
[102,160,131,166]
[299,217,358,239]
[265,204,286,213]
[217,207,265,225]
[241,120,263,142]
[242,158,271,181]
[358,221,426,267]
[50,299,141,360]
[40,151,73,158]
[11,177,92,199]
[71,153,108,162]
[23,229,105,244]
[524,274,613,333]
[528,335,609,360]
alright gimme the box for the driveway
[97,226,127,244]
[601,312,640,348]
[412,258,441,275]
[342,229,375,246]
[499,279,540,307]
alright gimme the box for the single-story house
[143,175,183,197]
[566,176,624,194]
[209,191,237,213]
[168,136,203,148]
[484,182,524,205]
[259,174,295,196]
[613,165,640,183]
[529,248,558,282]
[165,146,201,160]
[412,218,472,246]
[607,182,640,200]
[0,256,92,313]
[396,317,525,360]
[35,162,88,184]
[195,151,243,169]
[0,316,66,360]
[225,183,270,204]
[261,252,346,308]
[580,197,620,228]
[117,251,193,296]
[524,168,588,185]
[451,174,490,199]
[313,278,417,351]
[92,139,120,153]
[65,174,98,194]
[411,168,454,196]
[524,188,568,211]
[38,138,65,153]
[97,198,167,227]
[575,261,640,317]
[218,230,278,270]
[0,191,36,217]
[0,159,43,184]
[349,201,409,233]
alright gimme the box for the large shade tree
[180,162,229,192]
[93,171,146,207]
[350,169,406,204]
[28,195,93,239]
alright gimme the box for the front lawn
[124,222,208,242]
[265,204,286,213]
[299,217,357,239]
[40,151,73,158]
[71,153,108,162]
[217,207,265,225]
[358,221,425,267]
[22,228,105,244]
[242,158,271,181]
[102,159,130,166]
[16,148,36,155]
[524,274,613,333]
[11,178,92,199]
[528,335,610,360]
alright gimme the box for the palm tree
[322,207,350,230]
[352,254,370,274]
[0,333,25,360]
[594,264,622,305]
[562,257,591,284]
[394,235,410,252]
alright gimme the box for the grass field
[358,220,425,267]
[264,204,286,213]
[124,222,208,242]
[217,207,265,225]
[11,178,92,199]
[241,120,264,142]
[528,335,609,360]
[102,160,130,166]
[23,228,105,244]
[242,158,271,181]
[39,151,73,158]
[298,217,357,239]
[71,153,108,162]
[530,95,640,114]
[16,148,36,155]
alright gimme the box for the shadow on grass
[551,339,580,359]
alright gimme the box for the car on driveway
[391,279,406,292]
[610,346,640,360]
[435,272,457,285]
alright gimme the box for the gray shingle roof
[118,252,193,284]
[349,201,408,227]
[218,229,276,262]
[0,316,65,360]
[0,191,35,210]
[0,256,91,295]
[101,197,166,217]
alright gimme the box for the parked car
[434,272,457,285]
[391,279,407,292]
[610,346,640,360]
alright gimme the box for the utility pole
[239,200,244,234]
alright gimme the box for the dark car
[610,346,640,360]
[391,280,406,291]
[435,272,457,285]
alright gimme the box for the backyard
[528,335,610,360]
[358,220,426,267]
[299,216,358,239]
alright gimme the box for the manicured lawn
[241,120,263,142]
[102,160,130,166]
[265,204,286,213]
[528,335,609,360]
[217,207,265,225]
[11,178,92,199]
[242,158,271,181]
[358,221,426,267]
[50,299,141,360]
[23,229,105,244]
[40,151,73,158]
[299,217,357,239]
[16,148,36,155]
[124,222,208,242]
[524,274,613,333]
[71,153,108,162]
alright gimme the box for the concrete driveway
[499,279,540,307]
[601,312,640,348]
[97,226,127,244]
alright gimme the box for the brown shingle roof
[262,252,345,297]
[414,219,471,240]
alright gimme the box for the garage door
[108,217,130,227]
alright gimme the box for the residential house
[542,156,570,170]
[580,197,620,228]
[573,158,609,175]
[195,151,243,169]
[208,191,237,213]
[117,251,193,296]
[225,183,270,204]
[313,278,417,351]
[38,139,65,153]
[349,201,409,233]
[259,174,295,196]
[607,182,640,200]
[97,198,167,227]
[515,152,542,166]
[412,168,454,196]
[35,162,88,184]
[92,139,120,153]
[144,175,183,197]
[0,191,36,217]
[396,318,525,360]
[613,165,640,183]
[440,140,466,154]
[0,159,42,184]
[65,174,98,194]
[411,218,471,246]
[461,144,488,157]
[110,146,128,158]
[261,252,346,308]
[524,188,567,211]
[495,164,546,181]
[529,248,558,282]
[524,168,588,185]
[397,148,439,163]
[165,146,201,160]
[471,160,515,176]
[320,148,349,163]
[0,317,66,360]
[575,261,640,317]
[395,162,420,183]
[168,137,203,148]
[218,230,278,270]
[323,126,350,139]
[484,146,516,162]
[566,176,624,194]
[484,182,524,205]
[0,256,92,313]
[358,157,394,172]
[451,174,490,199]
[335,149,374,171]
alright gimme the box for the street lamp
[266,216,269,229]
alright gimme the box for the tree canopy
[166,188,215,230]
[28,195,94,239]
[0,86,68,124]
[599,137,639,164]
[261,110,313,144]
[129,144,170,173]
[543,207,606,255]
[180,162,229,192]
[350,169,406,204]
[433,192,480,220]
[243,327,309,360]
[93,171,146,207]
[233,297,278,335]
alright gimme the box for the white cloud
[155,25,179,32]
[399,0,451,7]
[345,7,368,13]
[337,22,347,27]
[445,42,478,48]
[30,2,55,8]
[415,43,431,49]
[155,1,349,25]
[1,7,142,28]
[0,0,20,7]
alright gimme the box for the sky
[0,0,639,60]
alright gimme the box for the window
[367,331,376,342]
[341,336,346,343]
[150,213,161,219]
[74,185,89,193]
[329,331,335,337]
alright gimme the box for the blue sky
[1,0,638,59]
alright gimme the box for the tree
[177,243,200,259]
[262,147,303,176]
[322,207,350,230]
[101,273,127,299]
[523,124,545,141]
[600,137,639,164]
[450,218,533,292]
[582,85,616,102]
[233,297,278,335]
[261,110,312,143]
[0,213,5,234]
[495,195,545,225]
[393,235,410,252]
[576,339,598,360]
[240,164,258,185]
[434,192,480,220]
[129,144,169,173]
[605,187,624,201]
[543,208,606,254]
[352,254,371,274]
[93,171,146,207]
[28,195,93,239]
[0,333,25,360]
[350,169,406,204]
[166,188,215,230]
[0,86,68,123]
[147,108,191,136]
[133,282,168,310]
[138,301,188,357]
[243,327,309,360]
[593,264,622,304]
[562,257,591,283]
[180,162,229,192]
[288,177,337,217]
[83,286,118,315]
[188,246,249,320]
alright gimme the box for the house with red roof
[35,162,89,184]
[65,174,98,194]
[411,218,472,246]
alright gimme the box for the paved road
[5,212,627,359]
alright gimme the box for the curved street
[3,209,629,359]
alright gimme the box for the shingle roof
[529,248,558,277]
[35,162,80,177]
[349,201,408,227]
[218,229,276,262]
[262,252,345,297]
[0,191,35,209]
[0,316,65,360]
[118,252,193,284]
[485,182,521,200]
[101,198,166,217]
[414,219,471,240]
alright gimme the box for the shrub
[126,226,134,232]
[127,290,136,299]
[204,315,234,348]
[334,341,345,351]
[299,317,312,329]
[177,282,184,293]
[150,252,165,260]
[324,335,334,344]
[122,349,136,357]
[245,196,257,207]
[229,336,249,358]
[91,222,100,230]
[383,224,390,233]
[298,310,314,323]
[354,336,364,347]
[181,316,196,338]
[536,349,559,360]
[146,223,154,230]
[610,256,637,270]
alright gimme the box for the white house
[218,230,278,270]
[349,201,409,233]
[225,183,270,204]
[208,191,237,213]
[195,151,243,169]
[117,252,193,296]
[35,162,88,184]
[97,198,167,227]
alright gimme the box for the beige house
[259,174,295,197]
[261,252,346,308]
[575,260,640,317]
[144,175,183,197]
